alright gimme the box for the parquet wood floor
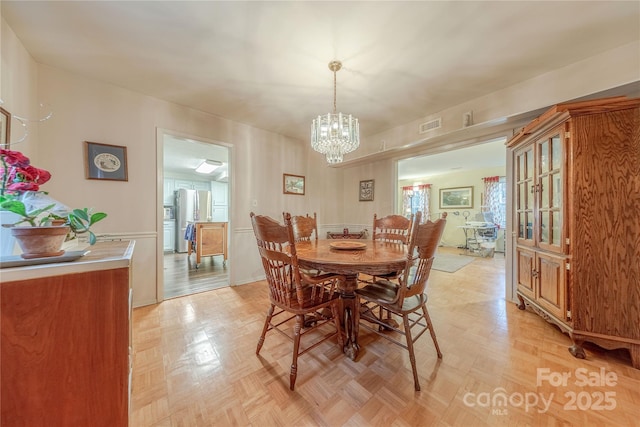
[132,248,640,426]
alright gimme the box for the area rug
[432,252,476,273]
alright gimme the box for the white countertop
[1,240,135,282]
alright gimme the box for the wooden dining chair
[372,213,414,244]
[356,211,447,391]
[288,212,319,242]
[287,212,321,276]
[360,213,414,284]
[250,212,344,390]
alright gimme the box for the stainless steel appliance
[175,188,212,252]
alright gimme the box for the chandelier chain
[333,68,337,114]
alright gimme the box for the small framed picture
[283,173,305,195]
[359,179,374,201]
[439,186,473,209]
[1,107,11,148]
[84,141,128,181]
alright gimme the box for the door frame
[155,128,233,302]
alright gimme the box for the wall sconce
[195,159,222,174]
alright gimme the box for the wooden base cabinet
[1,241,134,426]
[508,96,640,369]
[516,247,567,324]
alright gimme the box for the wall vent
[419,118,441,133]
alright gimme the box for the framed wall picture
[359,179,374,201]
[439,186,473,209]
[84,141,128,181]
[283,173,305,195]
[1,107,11,148]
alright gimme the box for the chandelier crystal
[311,61,360,164]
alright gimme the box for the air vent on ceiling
[419,118,442,134]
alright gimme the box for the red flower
[1,149,52,198]
[0,149,30,168]
[16,165,51,186]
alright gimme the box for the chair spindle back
[372,213,414,244]
[400,212,447,300]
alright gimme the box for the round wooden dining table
[295,239,407,360]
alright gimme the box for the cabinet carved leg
[517,294,526,310]
[569,335,586,360]
[629,344,640,369]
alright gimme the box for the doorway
[396,138,508,289]
[159,131,231,300]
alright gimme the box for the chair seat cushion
[356,280,398,304]
[357,280,426,312]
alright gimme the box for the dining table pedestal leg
[340,274,360,360]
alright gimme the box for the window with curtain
[483,176,506,228]
[402,184,431,221]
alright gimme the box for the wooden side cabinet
[508,96,640,368]
[1,241,135,426]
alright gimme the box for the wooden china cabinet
[507,96,640,368]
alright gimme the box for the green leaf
[89,212,107,224]
[0,200,28,216]
[72,208,90,221]
[26,203,57,218]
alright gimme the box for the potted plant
[0,148,107,258]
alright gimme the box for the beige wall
[1,19,345,306]
[3,16,638,305]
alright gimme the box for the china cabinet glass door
[515,145,535,246]
[536,128,564,253]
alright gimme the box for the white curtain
[402,184,431,222]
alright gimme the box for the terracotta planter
[10,226,71,259]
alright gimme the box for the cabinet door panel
[536,252,566,320]
[174,180,194,190]
[193,181,211,192]
[163,223,175,251]
[163,179,175,205]
[1,267,130,426]
[516,247,535,299]
[199,225,225,256]
[212,181,228,206]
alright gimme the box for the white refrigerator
[175,188,212,252]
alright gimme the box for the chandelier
[311,60,360,164]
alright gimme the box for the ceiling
[398,136,507,181]
[2,1,639,177]
[163,135,229,182]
